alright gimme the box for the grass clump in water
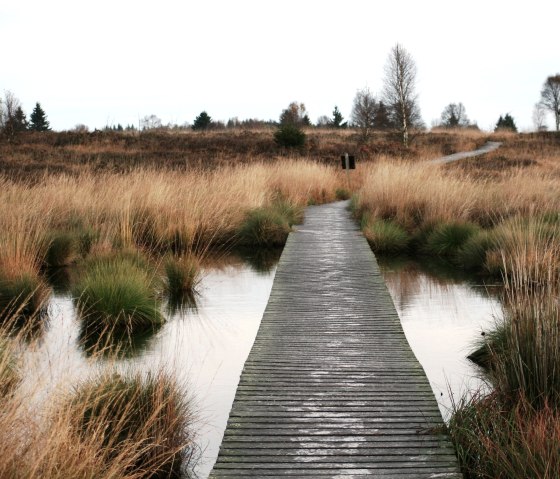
[467,321,507,369]
[0,272,50,324]
[69,370,194,478]
[424,221,480,258]
[363,219,410,255]
[457,230,497,272]
[449,392,560,479]
[45,227,99,268]
[164,255,200,298]
[73,254,163,335]
[238,200,303,247]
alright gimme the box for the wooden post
[344,152,350,189]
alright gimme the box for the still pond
[22,252,501,478]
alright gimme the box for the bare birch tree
[440,103,469,128]
[382,44,421,147]
[351,87,377,141]
[540,74,560,131]
[532,102,547,132]
[1,91,24,140]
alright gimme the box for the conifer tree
[192,111,212,130]
[332,106,347,128]
[12,106,28,132]
[495,113,517,132]
[29,102,50,131]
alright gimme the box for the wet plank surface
[210,201,462,478]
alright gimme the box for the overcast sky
[1,0,558,131]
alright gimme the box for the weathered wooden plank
[210,201,461,477]
[212,472,463,478]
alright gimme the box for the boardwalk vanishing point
[211,201,462,478]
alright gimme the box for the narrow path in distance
[431,141,501,164]
[210,201,462,478]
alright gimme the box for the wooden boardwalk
[210,201,462,478]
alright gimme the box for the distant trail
[431,141,501,164]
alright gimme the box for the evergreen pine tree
[29,102,50,131]
[332,106,347,128]
[495,113,517,132]
[4,106,28,138]
[12,106,28,133]
[192,111,212,130]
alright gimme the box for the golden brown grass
[355,155,560,230]
[0,159,344,270]
[0,128,558,478]
[0,321,195,479]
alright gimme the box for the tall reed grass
[352,141,560,477]
[354,157,560,277]
[0,160,345,329]
[0,317,196,479]
[450,222,560,477]
[69,370,193,478]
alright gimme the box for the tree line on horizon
[1,55,559,142]
[0,92,50,141]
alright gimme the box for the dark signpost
[341,153,355,187]
[340,153,356,170]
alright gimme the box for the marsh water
[378,257,501,417]
[22,252,501,478]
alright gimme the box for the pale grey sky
[1,0,558,131]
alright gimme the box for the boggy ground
[352,129,560,478]
[0,127,558,478]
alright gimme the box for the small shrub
[496,293,560,407]
[73,254,163,335]
[425,222,480,258]
[363,220,410,255]
[238,208,290,246]
[408,222,437,253]
[274,124,306,148]
[70,370,193,478]
[45,226,99,267]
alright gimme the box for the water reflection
[231,246,282,274]
[21,252,276,479]
[45,265,73,294]
[166,290,200,316]
[78,323,164,358]
[19,250,501,477]
[378,257,502,419]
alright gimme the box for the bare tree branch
[540,74,560,131]
[351,87,377,141]
[382,44,421,147]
